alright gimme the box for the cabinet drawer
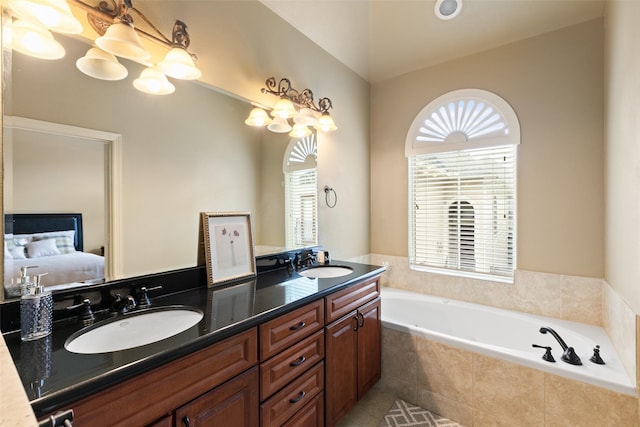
[283,393,324,427]
[325,277,379,323]
[260,330,325,400]
[259,299,324,360]
[260,361,324,427]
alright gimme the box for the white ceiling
[259,0,605,83]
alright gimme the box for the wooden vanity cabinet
[324,277,381,427]
[67,328,258,427]
[259,299,325,427]
[174,367,259,427]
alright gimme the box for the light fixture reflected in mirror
[133,67,175,95]
[267,117,292,133]
[289,123,312,138]
[11,18,65,60]
[76,46,128,80]
[246,77,337,135]
[245,107,272,127]
[9,0,82,34]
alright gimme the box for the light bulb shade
[294,108,319,127]
[315,113,337,132]
[76,47,128,81]
[9,0,82,34]
[133,67,175,95]
[267,117,292,133]
[11,19,65,60]
[245,107,272,127]
[271,98,297,119]
[96,21,150,61]
[158,47,202,80]
[289,123,312,138]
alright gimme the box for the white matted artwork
[201,212,256,286]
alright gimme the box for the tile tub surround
[380,327,638,426]
[363,253,638,391]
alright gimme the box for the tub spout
[539,326,582,366]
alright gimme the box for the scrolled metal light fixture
[8,0,201,94]
[245,77,337,137]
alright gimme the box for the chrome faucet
[539,326,582,365]
[111,293,137,314]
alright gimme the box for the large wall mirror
[1,23,317,301]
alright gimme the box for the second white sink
[298,265,354,279]
[65,306,203,354]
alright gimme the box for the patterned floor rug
[377,399,463,427]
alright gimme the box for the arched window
[283,133,318,248]
[406,89,519,282]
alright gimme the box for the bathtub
[381,287,636,396]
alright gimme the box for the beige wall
[371,19,604,278]
[604,1,640,314]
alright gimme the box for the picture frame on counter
[201,212,256,287]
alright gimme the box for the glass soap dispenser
[20,273,52,341]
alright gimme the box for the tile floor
[336,384,397,427]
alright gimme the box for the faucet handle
[532,344,556,363]
[66,298,95,326]
[590,345,605,365]
[136,285,163,309]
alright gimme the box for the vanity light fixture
[8,0,201,93]
[245,77,337,137]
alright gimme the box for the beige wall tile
[561,275,602,326]
[417,389,473,426]
[603,282,637,386]
[473,354,545,427]
[545,374,638,427]
[415,337,473,405]
[380,327,418,403]
[473,409,521,427]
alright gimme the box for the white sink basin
[65,306,203,354]
[298,265,354,279]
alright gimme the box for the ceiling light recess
[245,77,337,137]
[435,0,463,20]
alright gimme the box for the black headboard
[4,213,83,251]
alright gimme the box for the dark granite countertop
[2,260,385,417]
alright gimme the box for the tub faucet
[539,326,582,365]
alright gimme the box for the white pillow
[11,245,27,259]
[4,242,12,259]
[26,238,61,258]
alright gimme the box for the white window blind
[285,168,318,247]
[409,144,516,282]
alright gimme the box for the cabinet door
[357,297,381,397]
[175,367,258,427]
[325,312,358,427]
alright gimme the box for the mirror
[2,28,315,301]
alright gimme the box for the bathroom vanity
[2,259,384,427]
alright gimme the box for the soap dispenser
[20,273,52,341]
[17,265,37,296]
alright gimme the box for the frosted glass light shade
[315,113,337,132]
[133,67,175,95]
[289,123,312,138]
[294,108,319,127]
[267,117,292,133]
[271,98,297,119]
[76,47,128,81]
[158,47,201,80]
[11,19,65,60]
[96,21,150,61]
[9,0,82,34]
[245,107,272,126]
